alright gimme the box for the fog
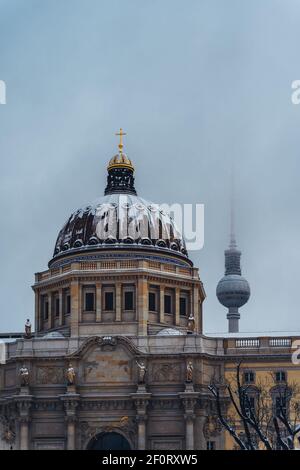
[0,0,300,333]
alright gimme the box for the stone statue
[19,365,29,386]
[3,427,15,445]
[24,319,32,338]
[187,314,195,332]
[136,360,146,384]
[66,363,76,386]
[186,361,193,383]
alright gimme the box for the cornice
[33,269,200,291]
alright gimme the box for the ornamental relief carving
[36,366,64,384]
[152,440,183,450]
[75,337,137,384]
[80,416,137,448]
[79,400,135,411]
[149,399,182,410]
[152,363,182,382]
[191,361,203,385]
[203,415,222,439]
[81,348,132,384]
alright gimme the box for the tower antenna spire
[229,162,237,249]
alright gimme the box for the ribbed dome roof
[51,131,189,264]
[52,193,188,261]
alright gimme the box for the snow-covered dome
[52,193,187,261]
[50,137,188,265]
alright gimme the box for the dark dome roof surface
[51,131,189,264]
[52,193,188,261]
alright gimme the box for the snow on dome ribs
[49,132,190,268]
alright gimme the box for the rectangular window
[41,295,49,320]
[180,297,187,315]
[149,292,156,311]
[206,441,215,450]
[44,298,49,320]
[276,371,286,382]
[124,291,134,310]
[85,292,95,311]
[164,294,172,314]
[244,396,255,417]
[244,371,255,383]
[275,396,287,417]
[55,297,60,317]
[66,294,71,314]
[105,292,114,311]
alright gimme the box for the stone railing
[224,336,297,355]
[35,259,197,282]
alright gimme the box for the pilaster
[175,287,180,326]
[137,274,148,336]
[96,283,102,322]
[159,285,165,324]
[61,394,80,450]
[15,395,33,450]
[59,289,63,326]
[180,390,198,450]
[116,282,122,322]
[70,277,80,337]
[131,392,151,450]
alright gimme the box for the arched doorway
[87,432,131,450]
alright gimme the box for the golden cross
[115,128,127,153]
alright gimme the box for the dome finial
[115,127,127,154]
[107,128,134,172]
[105,128,136,194]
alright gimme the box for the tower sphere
[216,274,250,309]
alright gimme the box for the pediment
[68,335,141,358]
[67,336,141,385]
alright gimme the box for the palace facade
[0,132,299,450]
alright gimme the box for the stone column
[20,417,30,450]
[96,283,102,322]
[194,411,206,449]
[180,394,198,450]
[48,292,53,329]
[35,290,40,332]
[131,393,151,450]
[61,396,79,450]
[116,282,122,322]
[198,300,203,334]
[159,285,165,324]
[185,414,195,450]
[16,397,32,450]
[70,278,80,337]
[66,416,76,450]
[175,287,180,326]
[137,275,148,336]
[59,289,63,326]
[137,416,147,449]
[78,284,82,323]
[192,287,199,333]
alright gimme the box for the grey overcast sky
[0,0,300,334]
